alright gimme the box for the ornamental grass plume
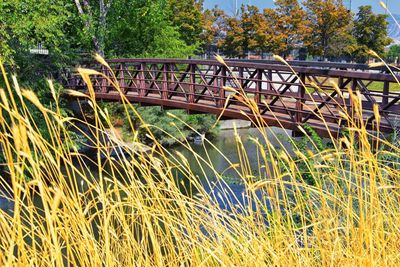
[0,52,400,266]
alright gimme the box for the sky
[203,0,400,15]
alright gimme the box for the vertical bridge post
[189,64,195,103]
[213,65,219,100]
[170,64,175,98]
[267,69,273,99]
[219,65,227,108]
[162,63,168,100]
[255,69,262,105]
[139,62,146,97]
[238,67,244,88]
[349,78,358,116]
[118,63,125,93]
[293,72,306,136]
[101,65,107,93]
[383,80,389,106]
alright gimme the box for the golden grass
[0,55,399,266]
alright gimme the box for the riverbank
[104,119,254,151]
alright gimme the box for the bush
[100,103,218,146]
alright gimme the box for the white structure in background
[29,43,49,55]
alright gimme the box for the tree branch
[74,0,84,15]
[104,0,113,17]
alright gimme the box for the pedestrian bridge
[65,58,400,137]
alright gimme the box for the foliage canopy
[353,5,391,62]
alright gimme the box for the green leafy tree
[327,24,357,59]
[303,0,352,59]
[387,45,400,63]
[106,0,195,58]
[0,0,83,153]
[74,0,114,56]
[0,0,80,71]
[353,5,391,62]
[167,0,204,47]
[73,0,198,58]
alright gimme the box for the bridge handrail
[227,59,394,71]
[79,58,400,83]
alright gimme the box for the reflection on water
[0,187,13,215]
[171,126,293,211]
[172,127,293,181]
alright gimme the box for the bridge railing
[66,59,400,136]
[227,59,400,73]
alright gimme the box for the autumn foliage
[201,0,390,61]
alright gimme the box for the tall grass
[0,54,400,266]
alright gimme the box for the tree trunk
[98,0,106,57]
[74,0,112,56]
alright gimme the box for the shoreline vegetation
[0,56,399,265]
[103,119,251,150]
[106,104,219,147]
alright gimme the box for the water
[0,186,13,215]
[0,126,293,214]
[169,126,294,213]
[172,126,292,181]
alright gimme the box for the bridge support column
[338,76,343,89]
[170,64,175,97]
[348,78,358,116]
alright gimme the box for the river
[0,125,294,214]
[173,126,292,180]
[170,125,293,211]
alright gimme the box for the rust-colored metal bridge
[66,58,400,137]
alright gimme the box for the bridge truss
[66,58,400,137]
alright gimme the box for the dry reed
[0,54,399,266]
